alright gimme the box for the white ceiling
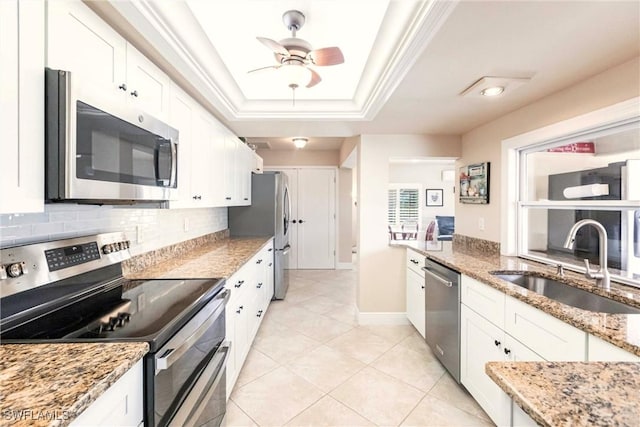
[99,0,640,150]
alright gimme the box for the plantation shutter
[388,186,420,226]
[388,189,398,225]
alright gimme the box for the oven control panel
[45,242,100,271]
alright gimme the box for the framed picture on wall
[459,162,490,204]
[426,189,444,206]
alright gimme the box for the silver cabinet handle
[279,244,291,255]
[422,267,452,288]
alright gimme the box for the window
[503,99,640,287]
[388,184,421,226]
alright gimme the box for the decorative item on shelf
[459,162,490,204]
[426,189,444,206]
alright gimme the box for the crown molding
[103,0,458,121]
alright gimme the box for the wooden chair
[401,221,418,240]
[425,220,436,241]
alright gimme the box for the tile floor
[225,269,493,427]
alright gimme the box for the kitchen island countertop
[0,342,148,427]
[486,361,640,427]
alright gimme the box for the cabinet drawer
[406,249,425,276]
[505,296,586,361]
[588,335,640,361]
[461,275,505,329]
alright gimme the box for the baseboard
[357,311,410,325]
[336,262,353,270]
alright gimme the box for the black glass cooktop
[0,265,224,351]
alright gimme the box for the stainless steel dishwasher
[423,258,461,383]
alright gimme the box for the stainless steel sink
[491,271,640,315]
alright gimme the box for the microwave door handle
[170,139,178,187]
[156,289,229,372]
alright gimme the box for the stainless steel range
[0,232,229,427]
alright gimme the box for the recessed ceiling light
[292,137,308,149]
[460,76,531,98]
[480,86,504,97]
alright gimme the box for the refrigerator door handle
[279,244,291,255]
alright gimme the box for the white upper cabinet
[0,0,45,214]
[223,134,252,206]
[46,0,169,119]
[167,84,196,208]
[46,0,126,91]
[125,44,170,119]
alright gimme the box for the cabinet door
[505,296,586,361]
[238,143,253,205]
[406,269,426,338]
[167,84,194,208]
[265,245,275,304]
[224,301,236,400]
[588,335,640,361]
[223,134,239,205]
[460,304,510,427]
[0,0,44,214]
[70,360,143,426]
[253,152,264,174]
[461,274,505,329]
[190,108,214,206]
[125,44,170,119]
[46,0,126,92]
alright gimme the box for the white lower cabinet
[587,334,640,361]
[225,241,274,399]
[405,248,426,338]
[460,274,586,427]
[70,360,143,427]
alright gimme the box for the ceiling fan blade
[306,68,322,88]
[307,47,344,66]
[247,65,281,73]
[256,37,290,56]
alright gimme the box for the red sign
[547,142,595,153]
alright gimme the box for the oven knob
[116,242,122,251]
[102,244,113,254]
[6,263,25,278]
[108,317,119,330]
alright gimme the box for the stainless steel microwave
[45,68,178,203]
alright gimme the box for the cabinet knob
[292,220,297,224]
[298,219,304,224]
[257,283,263,288]
[244,198,248,201]
[130,90,138,97]
[226,197,232,200]
[504,348,511,355]
[421,285,425,289]
[494,340,501,347]
[257,310,263,317]
[118,83,127,91]
[236,305,244,314]
[256,259,263,264]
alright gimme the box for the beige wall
[257,149,339,167]
[338,168,353,265]
[456,56,640,242]
[357,135,462,313]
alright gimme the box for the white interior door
[297,169,336,269]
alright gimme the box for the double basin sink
[491,271,640,315]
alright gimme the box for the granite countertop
[396,240,640,356]
[486,361,640,427]
[125,236,273,280]
[0,342,148,427]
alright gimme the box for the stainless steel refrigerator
[229,172,291,299]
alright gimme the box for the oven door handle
[168,341,231,427]
[156,289,230,372]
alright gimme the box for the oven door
[150,289,229,427]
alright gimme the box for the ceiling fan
[249,10,345,91]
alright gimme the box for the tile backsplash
[0,204,228,255]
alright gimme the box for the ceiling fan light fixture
[292,137,308,149]
[280,63,312,88]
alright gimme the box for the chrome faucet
[563,219,610,290]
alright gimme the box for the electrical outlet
[184,218,190,232]
[136,225,143,243]
[478,217,485,231]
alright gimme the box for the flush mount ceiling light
[460,76,531,98]
[292,137,308,149]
